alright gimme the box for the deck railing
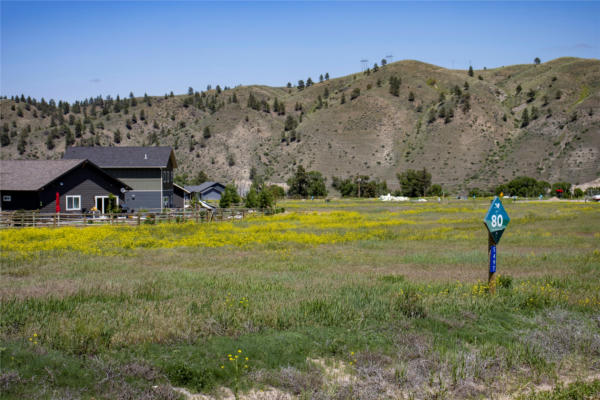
[0,208,263,228]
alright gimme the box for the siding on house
[104,168,162,191]
[124,191,162,210]
[173,184,190,208]
[199,188,223,200]
[38,165,126,213]
[1,191,40,211]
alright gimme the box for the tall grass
[1,200,598,399]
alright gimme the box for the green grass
[1,199,599,399]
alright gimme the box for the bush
[498,274,513,289]
[495,177,550,197]
[163,363,215,392]
[396,168,431,197]
[393,287,426,319]
[427,184,443,197]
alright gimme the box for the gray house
[0,159,131,212]
[185,182,226,201]
[64,146,177,210]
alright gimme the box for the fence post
[53,214,57,228]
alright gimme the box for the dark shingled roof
[0,159,132,191]
[64,146,177,168]
[185,182,225,194]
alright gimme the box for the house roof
[185,181,225,194]
[63,146,177,168]
[0,159,132,191]
[173,183,190,194]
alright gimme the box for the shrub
[394,287,426,319]
[498,274,513,289]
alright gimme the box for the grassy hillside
[1,57,599,192]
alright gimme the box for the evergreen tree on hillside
[284,115,297,131]
[521,108,530,127]
[306,77,313,87]
[468,66,474,77]
[297,80,305,90]
[325,72,330,80]
[389,76,401,96]
[319,74,324,82]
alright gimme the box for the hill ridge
[1,57,599,192]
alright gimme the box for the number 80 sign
[484,197,510,244]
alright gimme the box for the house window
[66,195,81,211]
[2,195,11,202]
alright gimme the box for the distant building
[64,146,177,210]
[185,182,226,201]
[0,159,130,212]
[173,183,191,208]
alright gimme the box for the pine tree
[17,133,27,154]
[521,108,530,127]
[306,77,313,87]
[75,120,83,137]
[325,73,330,80]
[389,76,401,96]
[319,74,324,82]
[468,66,474,77]
[284,115,297,131]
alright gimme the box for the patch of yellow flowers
[0,211,469,258]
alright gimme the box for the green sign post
[483,197,510,293]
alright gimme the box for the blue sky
[1,1,598,102]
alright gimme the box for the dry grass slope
[1,57,599,191]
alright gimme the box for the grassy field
[1,199,599,399]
